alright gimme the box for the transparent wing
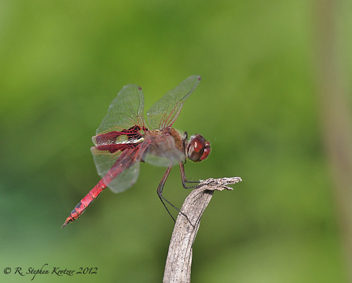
[91,145,143,193]
[107,160,140,193]
[91,140,151,193]
[96,84,146,135]
[143,149,184,167]
[142,134,185,167]
[147,75,201,130]
[91,147,124,189]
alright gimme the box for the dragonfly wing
[91,147,124,182]
[91,140,150,194]
[96,84,146,135]
[143,149,184,167]
[147,75,201,129]
[107,160,140,193]
[91,146,140,193]
[142,134,185,167]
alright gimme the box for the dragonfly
[62,75,211,228]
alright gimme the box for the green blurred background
[1,0,351,282]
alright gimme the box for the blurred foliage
[0,0,351,282]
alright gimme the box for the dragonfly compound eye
[187,134,211,162]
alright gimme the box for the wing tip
[190,75,201,81]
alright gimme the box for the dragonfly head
[186,134,211,162]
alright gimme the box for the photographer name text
[3,263,98,281]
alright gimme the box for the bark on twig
[163,177,242,283]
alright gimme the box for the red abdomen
[61,179,106,228]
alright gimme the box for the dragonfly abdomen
[61,179,106,228]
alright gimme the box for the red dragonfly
[62,75,211,228]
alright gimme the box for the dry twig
[163,176,242,283]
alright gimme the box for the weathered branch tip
[163,176,242,283]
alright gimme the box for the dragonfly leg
[157,166,177,222]
[157,166,191,224]
[179,162,199,189]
